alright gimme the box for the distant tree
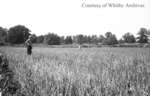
[98,35,105,43]
[103,32,118,45]
[65,36,73,44]
[8,25,30,44]
[36,35,44,43]
[0,27,8,45]
[87,35,92,44]
[105,32,112,38]
[60,36,65,44]
[72,36,76,44]
[118,38,125,44]
[31,34,37,43]
[137,28,148,43]
[82,35,92,44]
[76,34,84,44]
[44,33,60,45]
[110,34,118,44]
[122,32,136,43]
[91,35,98,44]
[82,35,88,43]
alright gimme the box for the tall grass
[0,47,150,96]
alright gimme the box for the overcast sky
[0,0,150,39]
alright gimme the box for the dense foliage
[0,25,150,45]
[103,32,118,45]
[123,32,136,43]
[8,25,30,44]
[0,27,7,45]
[44,33,61,45]
[137,28,148,43]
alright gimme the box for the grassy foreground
[0,47,150,96]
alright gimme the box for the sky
[0,0,150,39]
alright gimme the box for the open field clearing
[0,47,150,96]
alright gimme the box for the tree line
[0,25,150,45]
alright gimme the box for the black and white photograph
[0,0,150,96]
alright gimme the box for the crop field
[0,47,150,96]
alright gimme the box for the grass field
[0,47,150,96]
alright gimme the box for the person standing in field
[25,35,33,55]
